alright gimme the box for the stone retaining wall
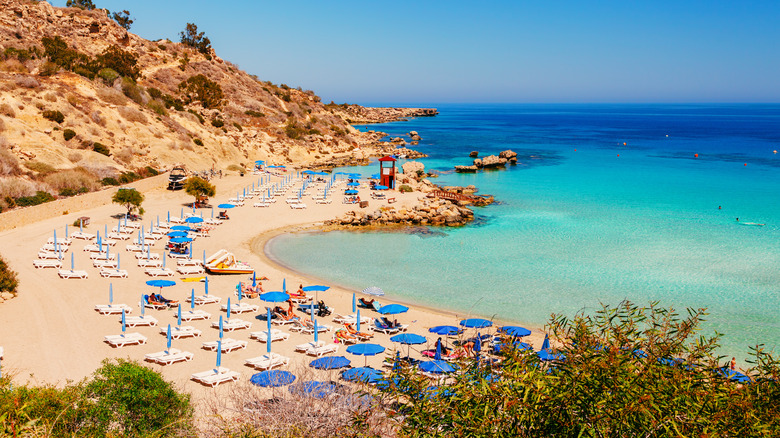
[0,173,169,232]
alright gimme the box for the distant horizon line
[349,101,780,107]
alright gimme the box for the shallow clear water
[266,104,780,357]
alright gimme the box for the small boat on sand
[205,249,253,275]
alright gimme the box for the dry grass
[0,103,15,118]
[43,92,58,102]
[200,365,396,438]
[113,146,136,164]
[96,87,127,105]
[90,110,105,126]
[67,152,82,163]
[0,177,47,199]
[117,106,147,124]
[77,163,117,179]
[0,59,27,73]
[43,168,99,192]
[0,144,21,176]
[0,117,5,133]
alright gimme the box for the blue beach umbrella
[216,340,222,369]
[266,307,272,353]
[356,308,361,332]
[352,293,356,313]
[500,326,532,338]
[259,291,290,303]
[374,185,389,190]
[435,339,442,360]
[541,334,550,351]
[171,225,192,231]
[288,381,337,399]
[313,320,319,343]
[377,304,409,315]
[342,367,382,384]
[429,325,460,336]
[166,324,172,350]
[177,304,182,326]
[140,294,145,316]
[344,190,358,195]
[167,231,187,238]
[460,318,493,329]
[65,224,68,238]
[146,279,176,288]
[109,283,113,305]
[537,349,565,361]
[238,287,243,302]
[190,289,196,310]
[347,181,360,187]
[420,360,457,374]
[170,237,192,244]
[474,333,482,354]
[302,284,330,303]
[391,333,427,357]
[346,343,386,367]
[310,356,351,370]
[282,278,286,293]
[252,271,257,288]
[217,203,235,209]
[70,252,74,271]
[226,298,232,319]
[218,315,224,339]
[121,308,126,333]
[204,276,210,295]
[251,370,296,387]
[116,254,120,270]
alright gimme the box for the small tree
[111,188,144,216]
[111,10,133,30]
[178,74,224,109]
[184,176,215,205]
[66,0,95,10]
[179,23,212,55]
[97,46,139,80]
[0,254,18,296]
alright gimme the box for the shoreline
[252,223,541,332]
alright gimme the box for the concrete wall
[0,173,170,232]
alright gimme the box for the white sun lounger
[34,259,62,269]
[212,318,252,331]
[126,244,144,252]
[191,367,240,387]
[123,221,141,229]
[180,309,211,321]
[58,270,88,279]
[295,340,325,352]
[47,237,72,245]
[290,203,307,209]
[41,244,67,252]
[94,304,132,315]
[245,353,290,370]
[188,294,221,305]
[83,244,107,253]
[90,252,117,260]
[145,268,175,277]
[167,252,192,260]
[253,202,270,207]
[100,269,129,278]
[177,265,205,275]
[250,329,289,343]
[70,232,95,241]
[124,315,158,327]
[93,259,118,268]
[202,338,247,353]
[204,218,223,225]
[177,258,204,267]
[221,302,259,314]
[306,343,339,357]
[135,252,160,260]
[168,216,184,224]
[106,232,130,240]
[160,325,202,339]
[104,332,147,348]
[333,314,373,325]
[37,251,62,260]
[144,348,194,365]
[315,199,332,204]
[137,259,162,268]
[290,321,332,334]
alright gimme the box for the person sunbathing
[358,298,375,308]
[335,329,357,343]
[381,317,399,328]
[344,323,372,340]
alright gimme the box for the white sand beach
[0,171,543,400]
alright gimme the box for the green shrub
[118,172,140,184]
[284,120,305,139]
[38,60,59,76]
[143,166,159,176]
[25,161,56,175]
[101,177,119,186]
[398,184,413,193]
[42,110,64,124]
[0,254,18,296]
[120,77,143,104]
[179,74,223,108]
[15,191,55,207]
[147,99,167,116]
[211,118,224,128]
[93,142,110,156]
[97,46,140,80]
[180,23,212,55]
[245,109,265,117]
[97,67,119,84]
[233,122,243,132]
[308,128,322,136]
[193,138,203,146]
[188,109,204,124]
[63,128,76,141]
[112,188,144,215]
[59,187,77,197]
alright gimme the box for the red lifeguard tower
[378,155,397,189]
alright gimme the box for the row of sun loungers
[191,368,240,387]
[163,325,202,339]
[250,329,289,343]
[212,318,252,331]
[145,348,194,365]
[202,338,247,353]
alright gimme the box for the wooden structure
[378,156,397,189]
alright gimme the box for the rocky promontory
[327,197,476,227]
[456,150,518,172]
[330,105,438,124]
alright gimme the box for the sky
[49,1,780,105]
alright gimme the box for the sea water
[266,104,780,357]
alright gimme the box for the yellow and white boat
[205,249,254,275]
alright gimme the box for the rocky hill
[0,0,433,211]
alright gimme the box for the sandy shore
[0,171,544,402]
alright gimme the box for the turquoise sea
[266,104,780,358]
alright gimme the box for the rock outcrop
[402,161,425,177]
[408,131,421,141]
[469,151,479,157]
[475,155,507,168]
[330,106,438,124]
[327,197,476,228]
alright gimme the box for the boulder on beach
[402,161,425,176]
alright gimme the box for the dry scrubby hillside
[0,0,400,211]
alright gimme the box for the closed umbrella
[166,324,172,352]
[121,308,126,334]
[109,283,113,305]
[190,289,196,310]
[218,315,224,339]
[226,298,232,319]
[352,293,356,313]
[177,304,182,326]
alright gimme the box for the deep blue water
[267,104,780,358]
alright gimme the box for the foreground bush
[380,301,780,437]
[0,254,18,295]
[0,359,193,437]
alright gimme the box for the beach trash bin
[359,201,369,208]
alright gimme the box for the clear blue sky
[50,1,780,104]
